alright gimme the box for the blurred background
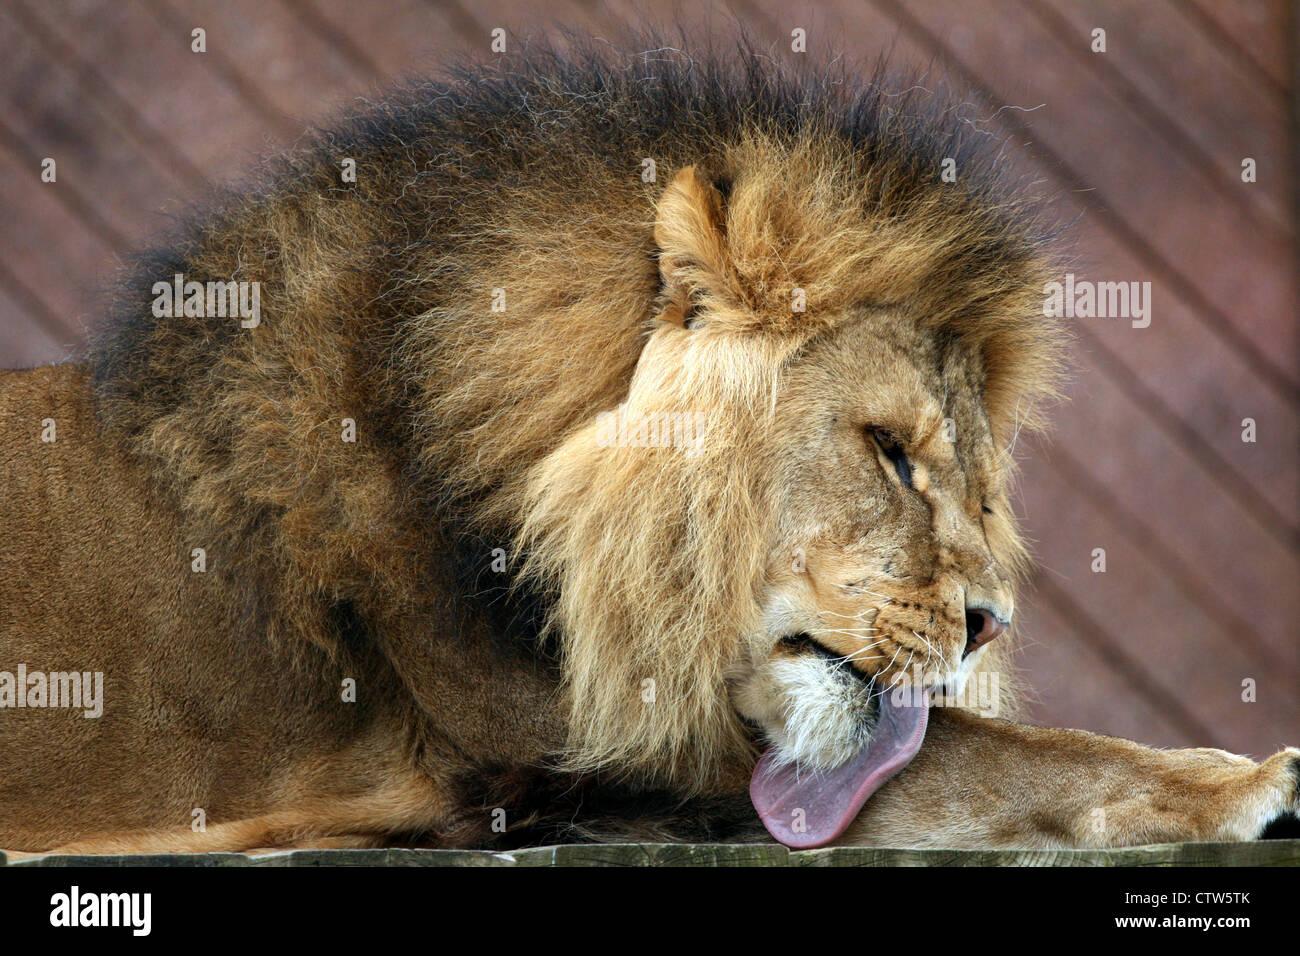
[0,0,1295,755]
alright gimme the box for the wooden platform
[5,840,1299,867]
[0,0,1295,756]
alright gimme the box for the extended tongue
[749,686,930,849]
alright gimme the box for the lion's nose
[963,607,1007,657]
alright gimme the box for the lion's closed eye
[869,427,913,488]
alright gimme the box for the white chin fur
[740,655,877,771]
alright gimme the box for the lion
[0,39,1296,857]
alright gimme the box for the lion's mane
[90,36,1062,795]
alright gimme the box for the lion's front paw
[1253,747,1300,840]
[1136,745,1300,845]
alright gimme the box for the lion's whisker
[890,650,916,686]
[820,608,881,621]
[910,629,942,664]
[839,640,892,662]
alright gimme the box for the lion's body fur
[0,41,1092,852]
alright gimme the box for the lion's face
[727,314,1019,771]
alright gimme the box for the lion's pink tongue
[750,691,929,849]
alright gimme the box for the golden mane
[412,131,1061,789]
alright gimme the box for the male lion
[1,42,1296,856]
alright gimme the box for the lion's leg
[840,708,1300,849]
[3,776,447,859]
[2,819,396,861]
[2,821,277,860]
[1,815,373,860]
[243,835,390,854]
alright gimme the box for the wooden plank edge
[3,840,1297,867]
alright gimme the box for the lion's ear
[654,165,729,293]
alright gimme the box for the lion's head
[499,129,1062,840]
